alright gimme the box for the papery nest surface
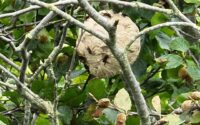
[77,10,141,78]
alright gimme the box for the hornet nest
[77,10,141,78]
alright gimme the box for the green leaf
[155,32,171,50]
[32,80,54,101]
[158,92,171,112]
[187,65,200,81]
[0,121,6,125]
[162,114,184,125]
[59,87,86,107]
[38,8,49,16]
[184,0,200,3]
[161,27,175,36]
[183,4,196,13]
[0,104,6,112]
[151,12,168,25]
[0,18,11,25]
[19,12,35,23]
[0,0,12,10]
[96,114,111,125]
[72,73,88,85]
[126,116,140,125]
[102,108,118,125]
[58,105,73,125]
[35,114,51,125]
[3,91,22,106]
[0,114,10,125]
[114,88,132,113]
[169,37,189,52]
[159,54,184,69]
[191,111,200,123]
[151,95,161,114]
[131,55,148,78]
[87,79,107,99]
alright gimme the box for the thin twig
[19,49,31,125]
[0,65,54,114]
[0,53,20,71]
[29,22,69,82]
[141,67,161,86]
[96,0,172,15]
[0,0,78,19]
[172,26,200,66]
[166,0,192,23]
[4,19,66,31]
[64,30,83,88]
[28,0,109,43]
[0,36,17,51]
[48,63,59,125]
[126,22,200,49]
[0,81,17,90]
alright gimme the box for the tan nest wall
[77,10,141,78]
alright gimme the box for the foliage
[0,0,200,125]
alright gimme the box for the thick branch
[78,0,150,124]
[113,51,150,125]
[78,0,113,30]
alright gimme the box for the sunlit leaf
[191,111,200,123]
[184,0,200,3]
[152,95,161,114]
[114,88,132,113]
[162,114,184,125]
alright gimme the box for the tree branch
[0,81,17,90]
[28,0,109,43]
[0,0,77,19]
[77,0,150,124]
[126,22,200,49]
[28,22,69,82]
[166,0,192,23]
[0,53,20,71]
[0,36,17,51]
[78,0,113,30]
[0,65,54,115]
[97,0,172,15]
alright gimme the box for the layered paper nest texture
[77,10,141,78]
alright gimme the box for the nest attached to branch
[77,10,141,78]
